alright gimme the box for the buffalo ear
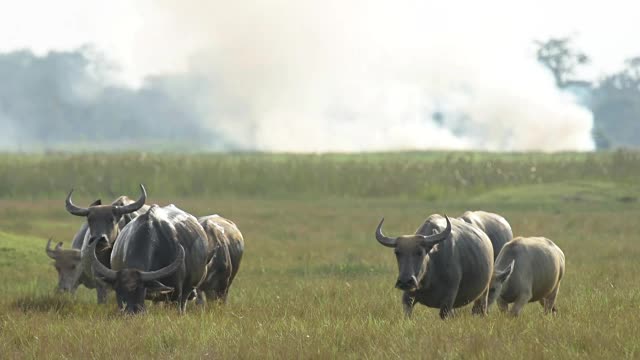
[496,260,515,283]
[121,213,134,225]
[90,199,102,206]
[95,275,116,287]
[145,280,174,294]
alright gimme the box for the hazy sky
[0,1,636,152]
[1,1,637,86]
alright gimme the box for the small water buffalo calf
[376,214,494,319]
[459,210,513,261]
[487,236,565,316]
[196,215,245,304]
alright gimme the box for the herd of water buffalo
[46,184,244,314]
[45,184,565,319]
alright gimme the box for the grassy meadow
[1,151,640,359]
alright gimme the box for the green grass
[1,152,640,358]
[0,150,639,200]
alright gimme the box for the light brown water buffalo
[487,236,565,316]
[45,237,82,292]
[459,210,513,261]
[196,214,245,304]
[60,185,149,303]
[376,214,494,319]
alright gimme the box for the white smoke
[139,0,594,152]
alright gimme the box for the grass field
[1,152,639,359]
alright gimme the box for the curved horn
[65,189,90,217]
[375,217,397,248]
[113,184,147,216]
[140,245,185,282]
[45,238,58,259]
[92,237,117,281]
[417,215,452,248]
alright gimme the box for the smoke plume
[145,0,594,152]
[0,1,595,152]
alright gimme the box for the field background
[1,151,639,359]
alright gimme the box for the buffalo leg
[205,289,228,304]
[509,292,531,317]
[439,287,459,320]
[471,290,488,316]
[402,292,415,318]
[96,284,109,304]
[497,297,509,313]
[543,283,560,315]
[439,306,454,320]
[195,290,207,306]
[117,293,125,310]
[176,283,188,314]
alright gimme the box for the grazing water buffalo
[487,236,565,316]
[45,237,82,292]
[376,214,494,319]
[64,185,148,303]
[92,204,209,314]
[459,210,513,261]
[196,215,245,304]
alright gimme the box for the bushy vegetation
[0,150,639,200]
[0,152,639,358]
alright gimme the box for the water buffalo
[92,204,209,314]
[459,210,513,261]
[45,238,82,292]
[376,214,494,319]
[196,215,245,304]
[487,236,565,316]
[62,185,149,303]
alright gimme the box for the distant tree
[590,57,640,148]
[591,127,611,150]
[535,37,640,150]
[535,37,591,88]
[0,48,230,151]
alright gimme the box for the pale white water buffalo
[196,215,245,304]
[60,185,149,303]
[375,214,494,319]
[92,204,209,314]
[459,210,513,261]
[487,236,565,316]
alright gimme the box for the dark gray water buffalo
[62,185,149,303]
[487,236,565,316]
[459,210,513,261]
[92,204,209,314]
[376,214,494,319]
[196,215,245,304]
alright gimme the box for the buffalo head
[45,238,82,293]
[65,184,147,244]
[375,215,452,292]
[91,236,184,314]
[486,260,515,308]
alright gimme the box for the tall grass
[1,196,640,358]
[0,150,639,200]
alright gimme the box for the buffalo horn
[417,215,452,248]
[139,245,185,282]
[113,184,147,216]
[375,217,398,248]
